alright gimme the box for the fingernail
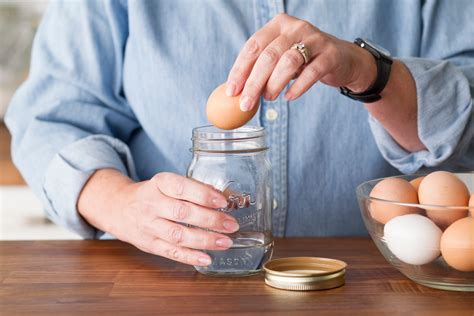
[212,196,228,208]
[240,96,252,112]
[226,82,236,96]
[216,238,233,248]
[197,256,212,266]
[285,92,294,101]
[223,220,239,232]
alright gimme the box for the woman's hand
[226,13,377,111]
[78,169,239,266]
[227,13,424,152]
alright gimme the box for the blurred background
[0,0,79,240]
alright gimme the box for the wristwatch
[340,38,393,103]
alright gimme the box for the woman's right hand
[78,169,239,266]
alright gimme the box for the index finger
[153,173,228,209]
[225,16,282,97]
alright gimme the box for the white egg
[384,214,442,265]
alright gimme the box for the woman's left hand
[226,13,377,111]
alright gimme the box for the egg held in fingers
[206,83,259,130]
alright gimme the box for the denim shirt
[6,0,474,238]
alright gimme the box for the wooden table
[1,238,473,315]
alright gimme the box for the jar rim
[192,125,265,141]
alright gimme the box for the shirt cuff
[368,58,473,174]
[42,135,137,239]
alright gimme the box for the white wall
[0,0,48,119]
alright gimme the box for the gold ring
[290,42,311,64]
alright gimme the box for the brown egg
[369,178,419,224]
[440,217,474,272]
[206,83,259,130]
[418,171,469,229]
[469,194,474,216]
[409,176,425,191]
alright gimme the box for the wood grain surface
[1,238,473,315]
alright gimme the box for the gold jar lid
[263,257,347,291]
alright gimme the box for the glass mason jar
[187,126,274,276]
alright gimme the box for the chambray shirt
[6,0,474,239]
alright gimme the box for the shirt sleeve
[368,0,474,174]
[5,0,139,239]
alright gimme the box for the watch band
[340,38,393,103]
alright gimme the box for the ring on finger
[290,42,311,64]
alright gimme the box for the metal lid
[263,257,347,291]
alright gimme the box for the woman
[6,0,474,267]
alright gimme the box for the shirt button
[266,108,278,121]
[273,199,278,210]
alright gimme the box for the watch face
[363,38,391,57]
